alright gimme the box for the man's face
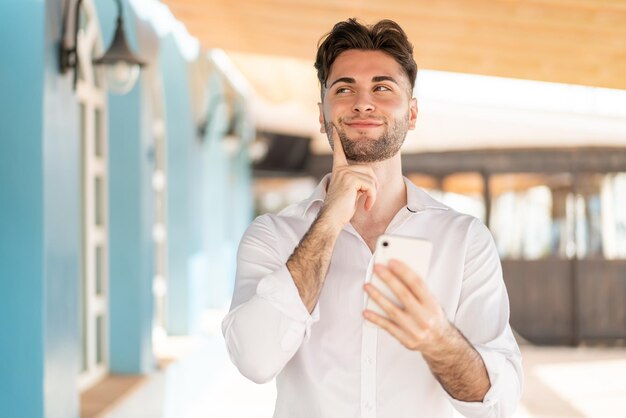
[318,49,418,163]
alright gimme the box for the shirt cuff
[255,264,320,339]
[446,346,506,418]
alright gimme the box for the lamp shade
[93,16,145,94]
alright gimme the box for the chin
[347,153,393,164]
[350,132,378,140]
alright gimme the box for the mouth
[344,120,384,130]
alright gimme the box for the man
[222,18,522,418]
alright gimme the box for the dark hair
[314,18,417,98]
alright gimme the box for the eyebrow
[372,76,400,85]
[327,75,400,89]
[328,77,355,88]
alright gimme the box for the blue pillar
[107,89,155,373]
[97,0,155,374]
[0,2,46,417]
[160,35,197,335]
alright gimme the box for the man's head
[315,18,417,100]
[315,19,418,163]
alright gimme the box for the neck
[352,154,406,223]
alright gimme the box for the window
[77,0,108,391]
[152,113,169,346]
[581,173,626,259]
[141,66,170,351]
[488,172,626,260]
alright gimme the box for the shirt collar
[403,177,449,213]
[301,174,331,217]
[300,173,448,217]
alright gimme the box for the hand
[320,124,379,229]
[363,259,452,355]
[364,260,492,402]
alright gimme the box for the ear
[408,97,418,130]
[318,102,326,133]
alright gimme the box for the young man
[222,18,522,418]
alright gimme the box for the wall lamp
[59,0,145,94]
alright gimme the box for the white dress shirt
[222,175,523,418]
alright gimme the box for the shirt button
[364,401,373,410]
[366,356,373,365]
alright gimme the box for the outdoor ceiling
[163,0,626,90]
[161,0,626,152]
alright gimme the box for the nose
[352,91,375,113]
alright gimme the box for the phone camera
[382,241,389,247]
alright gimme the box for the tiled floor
[183,312,626,418]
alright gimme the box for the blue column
[160,35,197,335]
[98,0,154,374]
[0,2,46,418]
[107,88,155,373]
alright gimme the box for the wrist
[315,206,346,235]
[421,320,458,362]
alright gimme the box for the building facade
[0,1,253,417]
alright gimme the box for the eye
[335,86,352,94]
[374,85,392,92]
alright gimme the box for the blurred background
[1,0,626,417]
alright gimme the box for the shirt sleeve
[221,216,320,384]
[447,218,524,418]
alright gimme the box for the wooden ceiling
[163,0,626,90]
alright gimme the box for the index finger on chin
[331,124,348,170]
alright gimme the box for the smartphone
[365,234,433,318]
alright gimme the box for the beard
[325,112,410,163]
